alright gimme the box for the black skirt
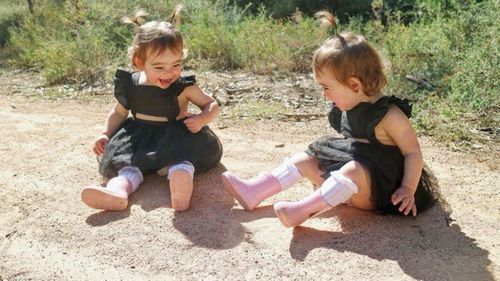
[306,135,438,214]
[99,117,223,179]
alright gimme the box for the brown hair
[122,5,183,68]
[313,11,387,96]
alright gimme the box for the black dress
[99,70,223,179]
[306,96,438,214]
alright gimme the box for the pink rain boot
[169,170,193,211]
[81,177,131,210]
[274,171,359,227]
[222,171,281,211]
[81,166,143,211]
[168,162,195,212]
[274,189,331,227]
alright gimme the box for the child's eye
[154,67,164,70]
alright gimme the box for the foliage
[0,0,498,142]
[233,0,373,22]
[0,0,26,47]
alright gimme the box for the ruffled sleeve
[113,69,132,109]
[390,96,412,118]
[175,75,196,96]
[328,104,342,133]
[366,95,412,143]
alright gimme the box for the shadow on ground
[85,164,275,249]
[289,205,494,281]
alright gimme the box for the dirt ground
[0,70,498,281]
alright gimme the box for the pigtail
[121,9,148,26]
[315,11,347,48]
[169,4,183,27]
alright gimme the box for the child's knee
[289,152,322,184]
[338,161,374,209]
[339,161,369,185]
[289,152,314,165]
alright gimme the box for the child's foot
[221,171,281,211]
[273,189,331,227]
[169,170,193,212]
[81,185,128,211]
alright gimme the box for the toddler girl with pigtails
[222,11,438,227]
[81,5,222,212]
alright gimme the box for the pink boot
[81,177,131,211]
[273,189,331,227]
[222,171,281,211]
[169,169,194,212]
[81,166,143,211]
[274,171,359,227]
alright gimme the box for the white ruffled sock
[270,157,302,191]
[108,166,143,194]
[319,171,358,206]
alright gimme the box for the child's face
[315,70,365,111]
[136,47,182,89]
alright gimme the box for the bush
[0,0,26,47]
[1,0,498,141]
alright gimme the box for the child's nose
[162,68,179,77]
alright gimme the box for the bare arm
[102,103,130,137]
[380,105,423,215]
[92,103,129,155]
[382,105,423,191]
[181,85,219,133]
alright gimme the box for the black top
[114,69,196,121]
[328,95,412,145]
[98,69,223,178]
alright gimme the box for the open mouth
[159,78,172,88]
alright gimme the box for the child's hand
[92,134,109,156]
[391,186,417,216]
[183,112,204,133]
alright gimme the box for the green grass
[0,0,498,144]
[223,99,292,120]
[0,0,27,67]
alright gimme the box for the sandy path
[0,95,498,281]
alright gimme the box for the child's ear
[349,77,363,93]
[133,56,144,70]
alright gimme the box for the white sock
[319,171,358,207]
[117,166,143,193]
[271,157,302,191]
[168,161,195,179]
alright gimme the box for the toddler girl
[81,6,222,212]
[222,11,437,227]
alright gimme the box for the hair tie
[329,14,347,48]
[169,4,183,27]
[121,9,147,27]
[315,11,347,48]
[336,34,348,48]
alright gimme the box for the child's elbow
[403,149,423,165]
[412,150,424,169]
[211,100,220,115]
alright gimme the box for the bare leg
[291,153,375,209]
[287,152,325,187]
[337,161,375,211]
[274,160,376,227]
